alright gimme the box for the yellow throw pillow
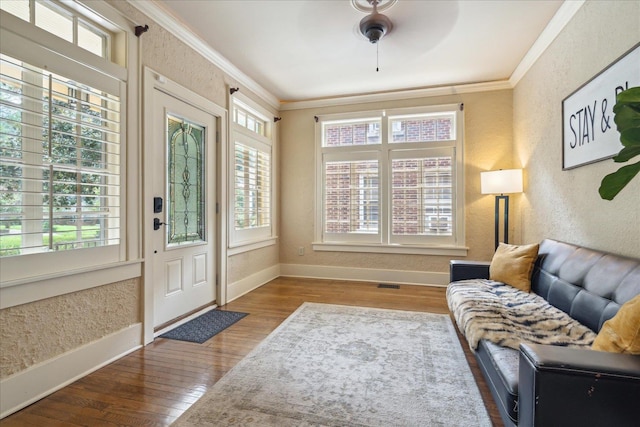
[489,242,539,292]
[592,294,640,354]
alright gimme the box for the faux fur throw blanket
[447,279,596,351]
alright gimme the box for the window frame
[1,55,122,257]
[1,0,113,60]
[228,93,276,253]
[313,104,466,256]
[388,146,456,246]
[0,1,140,308]
[322,150,381,244]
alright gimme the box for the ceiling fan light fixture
[359,1,393,44]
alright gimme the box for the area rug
[173,303,491,426]
[159,309,248,344]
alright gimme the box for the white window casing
[322,150,381,244]
[0,2,140,306]
[1,55,122,256]
[314,104,466,256]
[228,93,276,252]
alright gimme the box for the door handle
[153,218,166,231]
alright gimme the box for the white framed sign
[562,43,640,170]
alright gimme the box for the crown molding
[279,80,513,111]
[126,0,582,112]
[126,0,280,109]
[509,0,585,86]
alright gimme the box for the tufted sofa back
[531,239,640,333]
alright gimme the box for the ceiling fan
[356,0,395,44]
[353,0,397,71]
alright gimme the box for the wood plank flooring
[1,277,502,426]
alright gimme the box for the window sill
[312,242,468,256]
[0,259,143,309]
[228,237,278,255]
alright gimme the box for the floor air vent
[378,283,400,289]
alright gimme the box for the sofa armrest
[449,260,490,282]
[518,343,640,427]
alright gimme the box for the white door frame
[142,67,228,344]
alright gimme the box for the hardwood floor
[1,277,502,426]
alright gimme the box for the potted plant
[599,86,640,200]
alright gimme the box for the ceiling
[152,0,565,103]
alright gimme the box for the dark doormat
[159,309,248,343]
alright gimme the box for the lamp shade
[481,169,523,194]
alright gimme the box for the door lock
[153,197,163,213]
[153,218,166,230]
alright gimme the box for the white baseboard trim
[279,263,449,287]
[0,323,143,419]
[226,264,281,303]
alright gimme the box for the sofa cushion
[614,266,640,304]
[532,239,640,333]
[447,280,596,351]
[583,255,640,300]
[475,340,520,425]
[489,243,539,292]
[570,291,614,332]
[592,294,640,354]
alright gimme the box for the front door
[151,89,216,327]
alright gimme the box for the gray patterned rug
[173,303,491,426]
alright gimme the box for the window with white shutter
[234,142,270,230]
[0,1,134,286]
[0,55,121,256]
[229,96,275,248]
[324,159,379,236]
[315,105,464,253]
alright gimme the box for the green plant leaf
[620,128,640,147]
[614,86,640,104]
[613,104,640,131]
[598,161,640,200]
[600,87,640,200]
[613,145,640,162]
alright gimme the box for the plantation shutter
[391,154,453,238]
[0,55,121,256]
[324,160,379,235]
[234,141,271,230]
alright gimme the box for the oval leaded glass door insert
[167,114,205,245]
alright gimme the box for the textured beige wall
[111,1,229,107]
[513,1,640,258]
[0,278,140,378]
[228,245,280,283]
[279,90,514,277]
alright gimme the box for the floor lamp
[481,169,523,250]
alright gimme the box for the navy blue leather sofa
[449,239,640,427]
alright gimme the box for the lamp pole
[494,194,509,250]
